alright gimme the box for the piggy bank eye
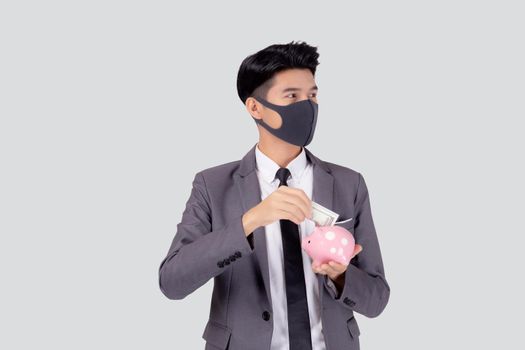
[308,240,311,243]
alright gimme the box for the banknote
[311,201,339,226]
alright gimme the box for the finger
[277,208,302,225]
[315,268,327,275]
[322,266,342,281]
[290,188,313,215]
[328,260,348,272]
[312,265,320,274]
[313,263,327,275]
[274,191,309,221]
[279,201,307,222]
[278,187,312,219]
[320,263,337,275]
[284,191,312,220]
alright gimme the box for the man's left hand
[312,244,363,290]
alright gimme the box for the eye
[285,93,296,98]
[310,93,317,98]
[308,240,311,243]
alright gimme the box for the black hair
[236,40,320,104]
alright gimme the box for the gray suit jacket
[158,143,390,350]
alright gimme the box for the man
[159,41,390,350]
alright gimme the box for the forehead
[270,68,317,91]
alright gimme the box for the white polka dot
[325,231,335,240]
[338,247,343,255]
[330,247,336,254]
[341,238,348,246]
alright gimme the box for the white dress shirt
[254,143,339,350]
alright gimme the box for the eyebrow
[281,85,318,93]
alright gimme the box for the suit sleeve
[158,171,255,300]
[322,172,390,318]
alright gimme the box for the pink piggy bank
[301,225,355,265]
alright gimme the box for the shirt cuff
[326,276,340,298]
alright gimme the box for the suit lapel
[234,143,334,308]
[234,144,272,305]
[305,147,335,307]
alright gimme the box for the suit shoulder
[323,160,362,179]
[321,160,367,193]
[195,159,241,179]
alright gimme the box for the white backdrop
[1,1,524,349]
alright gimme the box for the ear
[245,96,264,120]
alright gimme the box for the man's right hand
[242,186,313,236]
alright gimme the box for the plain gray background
[1,1,524,349]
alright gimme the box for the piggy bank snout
[301,237,312,249]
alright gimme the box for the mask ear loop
[251,95,268,107]
[250,95,269,123]
[251,95,274,120]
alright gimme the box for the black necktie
[275,167,313,350]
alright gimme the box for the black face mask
[252,96,319,147]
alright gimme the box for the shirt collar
[255,142,309,185]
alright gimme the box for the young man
[159,41,390,350]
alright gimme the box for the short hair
[236,40,320,104]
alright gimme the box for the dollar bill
[311,201,339,226]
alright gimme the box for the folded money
[311,201,339,226]
[311,201,353,227]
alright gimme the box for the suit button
[229,255,236,262]
[224,259,230,265]
[235,251,242,258]
[217,261,224,268]
[262,311,271,321]
[343,297,356,307]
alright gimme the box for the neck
[257,137,302,168]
